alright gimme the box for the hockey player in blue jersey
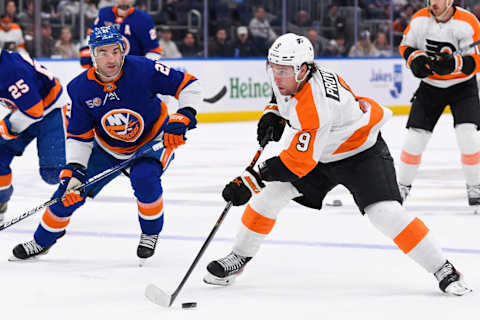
[80,0,163,68]
[11,26,201,263]
[0,50,67,223]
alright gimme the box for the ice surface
[1,115,479,319]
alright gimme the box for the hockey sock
[233,182,300,257]
[138,195,164,235]
[455,123,480,186]
[398,128,432,186]
[35,207,71,247]
[366,201,445,273]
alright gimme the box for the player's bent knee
[40,168,61,185]
[250,182,300,219]
[130,158,163,203]
[365,200,415,239]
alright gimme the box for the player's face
[270,63,300,95]
[94,44,124,80]
[429,0,451,17]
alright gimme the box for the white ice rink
[1,115,479,319]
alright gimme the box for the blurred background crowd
[0,0,479,59]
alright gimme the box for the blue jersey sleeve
[136,12,160,53]
[66,82,95,143]
[150,60,198,98]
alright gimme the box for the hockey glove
[430,52,476,76]
[55,164,87,207]
[0,117,18,144]
[222,167,265,206]
[257,112,286,144]
[408,50,433,78]
[164,107,197,149]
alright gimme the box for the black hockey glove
[408,50,433,79]
[257,112,286,144]
[222,167,265,206]
[430,52,476,76]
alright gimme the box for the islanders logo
[101,109,144,142]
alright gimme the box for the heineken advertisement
[40,57,420,119]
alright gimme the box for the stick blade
[145,284,172,307]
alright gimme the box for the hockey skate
[9,230,66,261]
[203,251,252,286]
[0,202,6,223]
[434,260,472,296]
[466,184,480,214]
[137,233,159,266]
[398,183,411,203]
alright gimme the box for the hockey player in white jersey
[204,33,471,296]
[397,0,480,212]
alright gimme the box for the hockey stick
[430,40,480,61]
[145,130,273,307]
[0,140,165,231]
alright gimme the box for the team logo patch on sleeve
[319,70,340,101]
[101,109,144,142]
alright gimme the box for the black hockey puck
[181,302,197,309]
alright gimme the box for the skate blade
[445,281,473,296]
[8,255,40,262]
[138,258,147,267]
[203,272,236,286]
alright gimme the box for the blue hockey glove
[0,117,18,144]
[164,107,197,149]
[54,164,87,207]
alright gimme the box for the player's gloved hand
[408,50,433,78]
[430,52,476,76]
[55,164,87,207]
[0,117,18,144]
[222,167,265,206]
[164,107,197,149]
[257,112,286,144]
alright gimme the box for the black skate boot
[137,233,159,266]
[0,202,7,223]
[466,184,480,214]
[398,183,411,203]
[434,260,472,296]
[9,230,66,261]
[203,251,252,286]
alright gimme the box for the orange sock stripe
[241,204,276,235]
[0,173,12,187]
[393,217,429,254]
[138,196,164,217]
[400,150,422,165]
[461,152,480,165]
[41,207,70,230]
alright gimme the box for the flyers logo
[101,109,144,142]
[425,39,456,57]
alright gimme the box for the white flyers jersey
[400,7,480,88]
[271,66,392,178]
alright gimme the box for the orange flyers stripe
[138,196,164,216]
[279,82,319,177]
[96,102,168,154]
[241,204,276,235]
[406,50,425,68]
[454,9,480,38]
[41,207,70,230]
[394,217,429,254]
[0,173,12,187]
[67,130,95,140]
[400,150,422,165]
[264,104,279,112]
[333,97,384,155]
[175,73,197,99]
[398,45,408,58]
[462,152,480,165]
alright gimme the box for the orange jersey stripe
[175,73,197,99]
[150,47,163,54]
[241,204,276,235]
[400,150,422,165]
[138,196,164,217]
[95,102,168,154]
[462,152,480,165]
[0,173,12,187]
[394,217,429,254]
[333,97,384,155]
[67,130,95,140]
[279,82,319,177]
[41,207,71,230]
[24,80,62,118]
[160,147,174,168]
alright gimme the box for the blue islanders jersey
[0,50,65,131]
[66,55,197,165]
[93,6,162,57]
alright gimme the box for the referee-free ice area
[0,115,479,320]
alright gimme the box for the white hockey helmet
[268,33,314,82]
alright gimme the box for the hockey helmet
[88,26,125,55]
